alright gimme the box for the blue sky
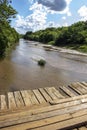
[11,0,87,34]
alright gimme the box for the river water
[0,39,87,94]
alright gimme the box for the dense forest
[24,21,87,52]
[0,0,19,58]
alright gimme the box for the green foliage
[0,33,8,57]
[48,41,55,45]
[38,59,46,66]
[0,0,19,58]
[24,21,87,53]
[0,0,17,23]
[78,45,87,52]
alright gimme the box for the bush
[38,59,46,66]
[78,45,87,52]
[48,41,55,45]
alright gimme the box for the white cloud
[63,22,68,27]
[38,0,72,16]
[15,2,47,33]
[47,21,60,28]
[62,16,66,20]
[59,0,72,16]
[14,0,72,33]
[78,5,87,21]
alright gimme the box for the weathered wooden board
[20,90,32,106]
[32,114,87,130]
[69,84,82,95]
[44,87,59,100]
[8,92,16,109]
[78,82,87,91]
[14,91,24,107]
[79,127,87,130]
[0,114,71,130]
[71,83,86,94]
[49,87,64,99]
[67,85,79,96]
[59,86,76,97]
[82,82,87,88]
[0,83,87,130]
[0,101,87,128]
[0,95,7,110]
[27,90,39,105]
[0,97,84,122]
[33,89,46,104]
[39,88,52,102]
[49,94,87,105]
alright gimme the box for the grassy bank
[24,21,87,53]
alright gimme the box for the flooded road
[0,39,87,94]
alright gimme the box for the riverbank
[36,43,87,57]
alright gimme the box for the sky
[11,0,87,34]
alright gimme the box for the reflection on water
[0,39,87,94]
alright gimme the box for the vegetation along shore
[0,0,19,58]
[24,21,87,53]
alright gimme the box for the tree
[0,0,19,58]
[0,0,17,23]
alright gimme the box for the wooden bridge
[0,82,87,130]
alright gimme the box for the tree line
[24,21,87,52]
[0,0,19,58]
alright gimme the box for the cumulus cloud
[78,5,87,21]
[14,0,72,33]
[58,0,72,16]
[15,2,47,33]
[37,0,72,16]
[62,16,66,20]
[38,0,66,11]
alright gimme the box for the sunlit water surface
[0,39,87,94]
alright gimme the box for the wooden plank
[68,85,80,96]
[1,102,87,128]
[49,94,87,105]
[77,82,87,90]
[33,114,87,130]
[27,90,39,105]
[71,83,85,94]
[82,82,87,88]
[44,87,58,100]
[31,99,82,115]
[14,91,24,108]
[0,95,7,110]
[79,127,87,130]
[33,89,46,104]
[20,90,32,106]
[0,114,72,130]
[69,84,82,95]
[59,86,76,97]
[8,92,16,109]
[0,97,83,121]
[71,108,87,118]
[39,88,52,102]
[76,82,87,94]
[49,87,64,99]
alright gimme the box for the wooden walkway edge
[0,81,87,130]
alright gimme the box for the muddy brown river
[0,39,87,94]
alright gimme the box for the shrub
[48,41,55,45]
[38,59,46,66]
[78,45,87,52]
